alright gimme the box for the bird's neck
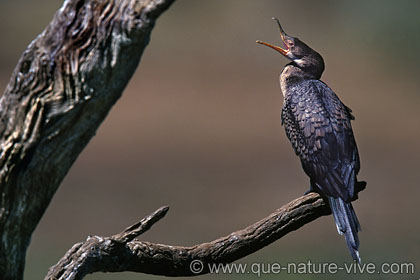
[279,64,320,97]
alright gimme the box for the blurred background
[1,0,420,279]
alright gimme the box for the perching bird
[257,18,366,263]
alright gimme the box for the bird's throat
[279,64,314,97]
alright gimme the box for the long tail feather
[328,197,361,263]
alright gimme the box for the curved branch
[46,193,331,279]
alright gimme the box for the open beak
[256,17,290,56]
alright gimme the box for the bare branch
[45,205,171,280]
[46,193,331,279]
[113,205,170,242]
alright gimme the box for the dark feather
[281,80,360,201]
[281,79,363,262]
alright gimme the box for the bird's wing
[281,80,359,201]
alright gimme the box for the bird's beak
[256,17,290,56]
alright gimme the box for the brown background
[1,1,419,279]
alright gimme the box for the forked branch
[46,193,331,280]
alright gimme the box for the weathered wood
[45,193,331,280]
[0,1,365,279]
[0,0,174,279]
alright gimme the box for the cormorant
[257,18,366,263]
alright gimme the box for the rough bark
[45,193,331,280]
[0,0,363,279]
[0,0,175,279]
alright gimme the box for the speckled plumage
[257,18,366,263]
[281,77,359,201]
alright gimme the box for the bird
[256,18,366,263]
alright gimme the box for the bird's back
[281,79,359,201]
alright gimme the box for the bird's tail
[328,197,361,263]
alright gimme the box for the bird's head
[257,18,324,79]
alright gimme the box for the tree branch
[0,0,174,279]
[0,0,362,279]
[46,193,331,279]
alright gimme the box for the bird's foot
[351,181,367,201]
[356,181,367,193]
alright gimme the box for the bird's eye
[287,40,294,46]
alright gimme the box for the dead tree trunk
[0,0,175,279]
[0,1,353,279]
